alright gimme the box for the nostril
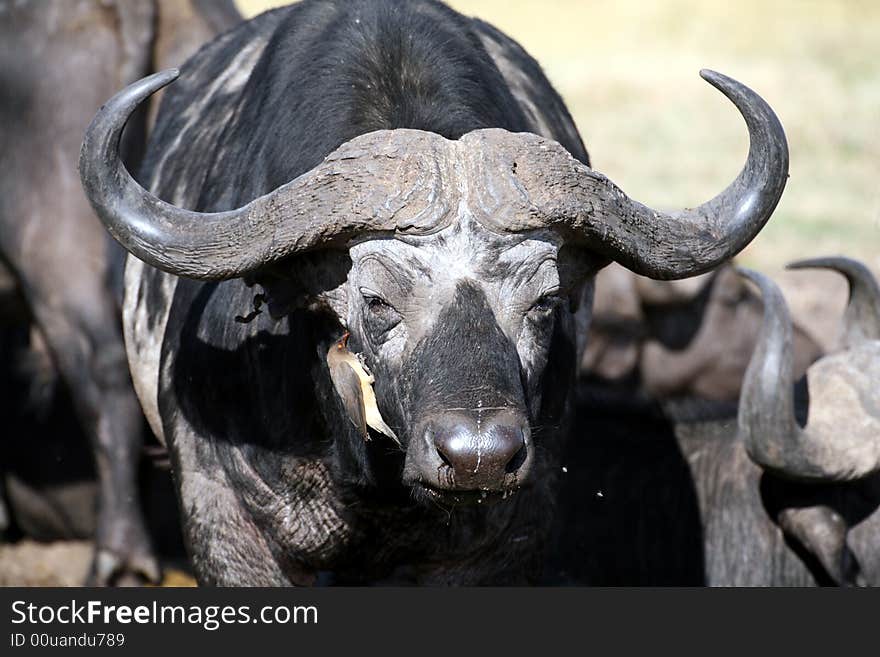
[436,445,453,469]
[429,427,455,469]
[432,424,472,470]
[505,441,528,474]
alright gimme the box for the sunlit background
[237,0,880,274]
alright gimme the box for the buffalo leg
[26,288,158,585]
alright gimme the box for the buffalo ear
[242,251,353,320]
[558,246,608,312]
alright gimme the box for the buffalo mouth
[410,481,525,508]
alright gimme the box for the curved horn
[601,70,789,279]
[505,70,789,280]
[737,267,880,481]
[79,70,454,280]
[787,256,880,348]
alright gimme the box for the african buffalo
[80,0,788,585]
[582,262,823,402]
[734,258,880,585]
[0,0,239,584]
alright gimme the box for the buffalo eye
[528,292,561,317]
[360,291,402,339]
[367,296,391,313]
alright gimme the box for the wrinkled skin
[328,224,600,499]
[0,0,239,584]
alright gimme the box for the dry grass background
[236,0,879,277]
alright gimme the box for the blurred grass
[236,0,880,273]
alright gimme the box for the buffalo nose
[430,411,531,489]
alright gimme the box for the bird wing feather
[328,359,369,439]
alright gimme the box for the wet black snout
[423,410,532,491]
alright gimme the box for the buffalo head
[79,68,789,502]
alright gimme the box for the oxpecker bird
[326,333,400,445]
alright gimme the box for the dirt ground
[0,540,196,587]
[0,540,91,587]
